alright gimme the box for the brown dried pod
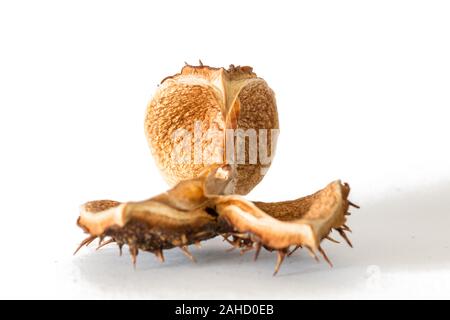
[75,64,357,275]
[145,64,279,195]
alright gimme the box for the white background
[0,0,449,299]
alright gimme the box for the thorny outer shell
[76,165,355,275]
[145,64,279,195]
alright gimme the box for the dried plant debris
[76,165,357,275]
[75,64,358,275]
